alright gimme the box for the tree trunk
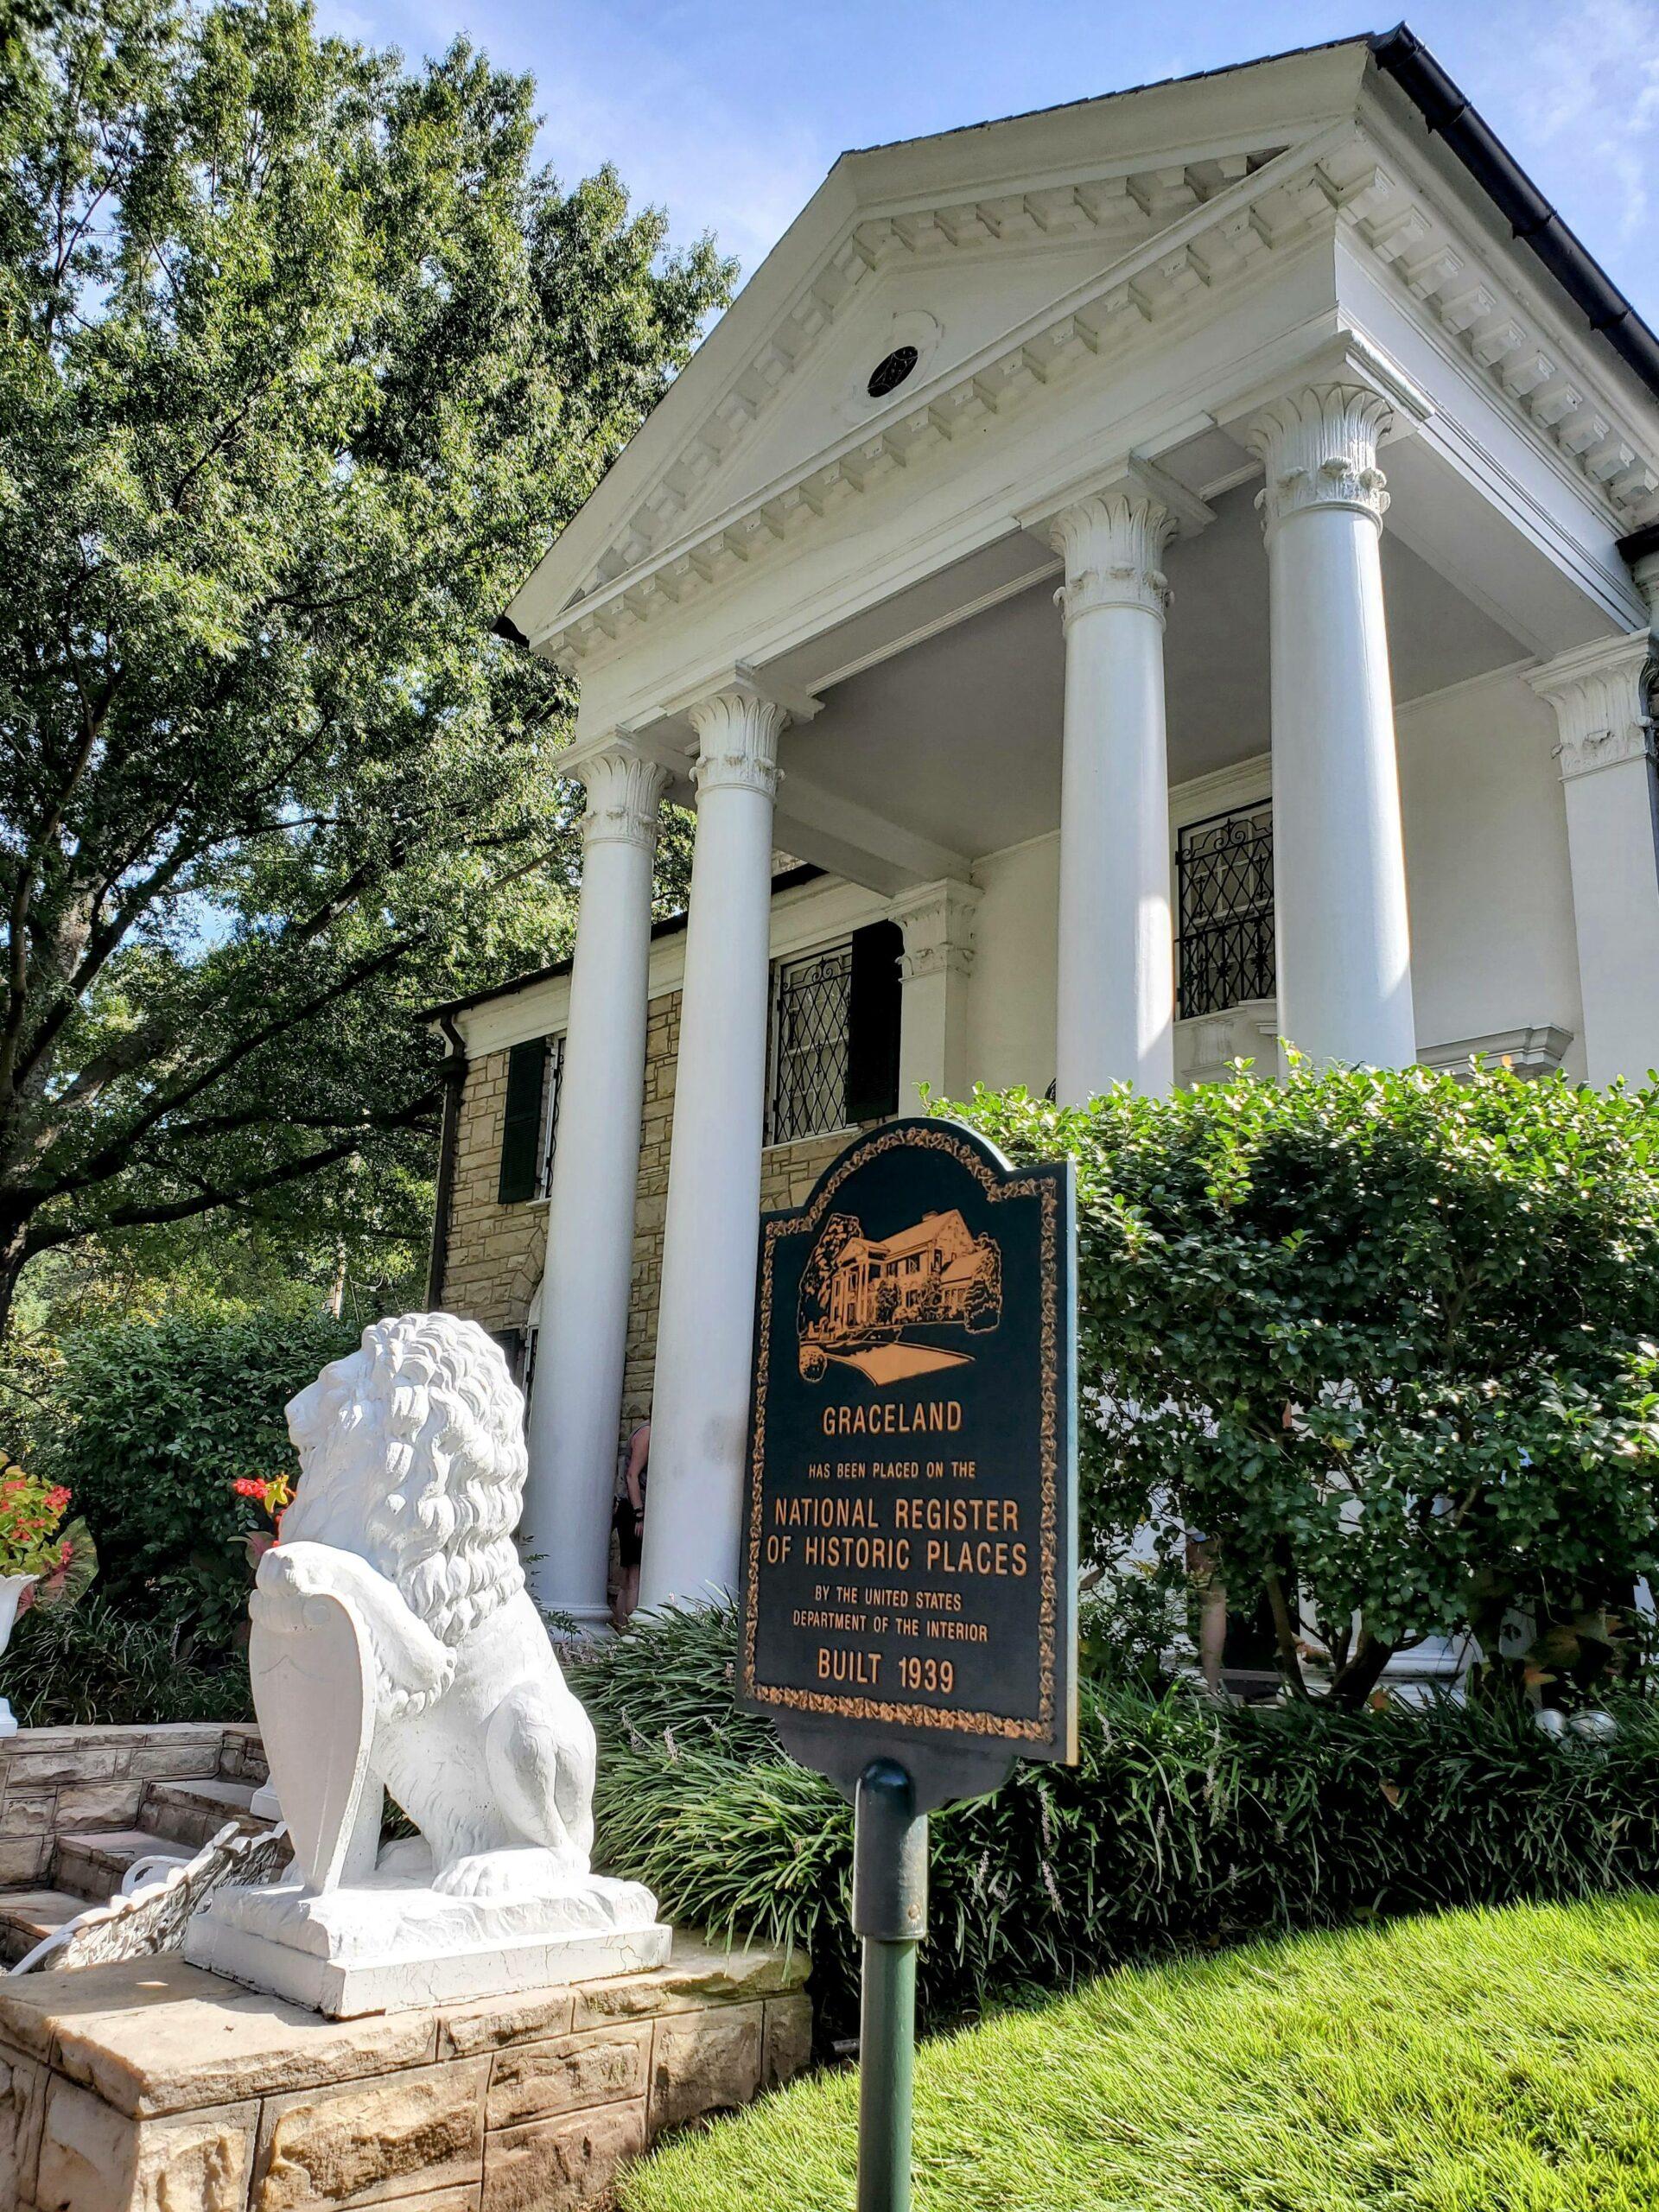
[0,1230,29,1345]
[1263,1568,1308,1698]
[326,1236,347,1320]
[1330,1627,1397,1709]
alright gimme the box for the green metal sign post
[738,1118,1077,2207]
[853,1760,927,2212]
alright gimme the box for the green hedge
[22,1314,357,1652]
[621,1895,1659,2212]
[955,1066,1659,1705]
[3,1597,251,1727]
[576,1605,1659,2040]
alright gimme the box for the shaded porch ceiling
[768,476,1529,872]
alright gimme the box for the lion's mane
[280,1313,527,1646]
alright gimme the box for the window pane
[768,943,855,1144]
[1176,802,1274,1020]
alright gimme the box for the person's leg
[616,1564,641,1626]
[1198,1573,1227,1692]
[1186,1535,1227,1693]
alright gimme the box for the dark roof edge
[416,864,827,1026]
[1370,24,1659,410]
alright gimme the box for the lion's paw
[432,1847,582,1901]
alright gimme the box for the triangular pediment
[507,39,1378,644]
[507,33,1659,658]
[600,147,1292,569]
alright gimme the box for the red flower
[232,1478,267,1502]
[44,1487,70,1515]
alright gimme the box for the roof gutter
[423,1012,467,1310]
[1370,25,1659,408]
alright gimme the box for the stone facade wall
[447,991,860,1433]
[442,1045,550,1339]
[0,1726,265,1891]
[0,1935,810,2212]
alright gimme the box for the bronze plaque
[738,1117,1077,1808]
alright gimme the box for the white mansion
[426,30,1659,1629]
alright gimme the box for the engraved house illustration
[823,1211,1001,1337]
[794,1207,1003,1382]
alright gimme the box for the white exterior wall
[950,669,1587,1092]
[961,834,1060,1096]
[1395,667,1586,1079]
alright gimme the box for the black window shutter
[497,1039,548,1205]
[844,920,903,1123]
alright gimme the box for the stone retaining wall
[0,1726,264,1890]
[0,1932,810,2211]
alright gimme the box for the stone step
[54,1828,191,1904]
[139,1777,265,1852]
[0,1887,92,1966]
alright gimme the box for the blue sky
[318,0,1659,323]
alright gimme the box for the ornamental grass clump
[579,1604,1659,2040]
[950,1062,1659,1706]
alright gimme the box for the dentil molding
[540,124,1659,667]
[1526,631,1657,782]
[1247,384,1394,532]
[573,742,670,850]
[688,686,791,799]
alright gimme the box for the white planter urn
[0,1573,36,1738]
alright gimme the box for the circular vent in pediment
[866,345,920,399]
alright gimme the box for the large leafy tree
[0,0,726,1332]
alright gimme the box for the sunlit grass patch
[621,1895,1659,2212]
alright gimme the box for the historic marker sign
[740,1116,1077,1808]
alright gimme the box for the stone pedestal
[184,1852,671,2018]
[0,1931,810,2212]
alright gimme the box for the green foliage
[0,0,727,1320]
[621,1894,1659,2212]
[22,1312,354,1649]
[950,1065,1659,1702]
[1077,1560,1188,1690]
[578,1604,1659,2043]
[4,1594,250,1726]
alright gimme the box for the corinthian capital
[1247,384,1393,533]
[688,684,789,799]
[571,739,669,851]
[1050,490,1177,626]
[1527,631,1656,782]
[888,879,982,982]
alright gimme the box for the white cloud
[1461,0,1659,245]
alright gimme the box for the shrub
[620,1894,1659,2212]
[577,1605,1659,2041]
[950,1065,1659,1704]
[3,1596,251,1726]
[21,1313,356,1654]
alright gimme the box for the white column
[888,880,980,1107]
[1051,486,1178,1103]
[639,683,786,1611]
[1248,384,1416,1069]
[523,738,666,1626]
[1528,631,1659,1086]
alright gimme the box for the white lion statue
[188,1313,665,2014]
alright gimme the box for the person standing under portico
[613,1419,650,1628]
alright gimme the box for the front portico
[495,35,1659,1621]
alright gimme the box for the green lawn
[622,1897,1659,2211]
